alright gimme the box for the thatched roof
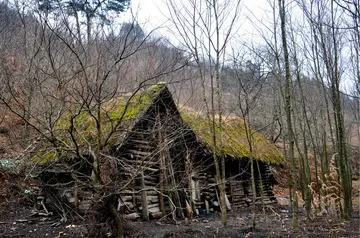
[53,83,167,146]
[51,83,283,164]
[181,112,284,164]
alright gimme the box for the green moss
[181,111,284,164]
[32,150,57,164]
[108,94,152,121]
[54,83,167,149]
[107,82,167,121]
[146,82,167,94]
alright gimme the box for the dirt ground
[1,202,359,238]
[0,174,359,238]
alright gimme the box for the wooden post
[225,194,231,210]
[74,181,78,213]
[195,180,200,200]
[159,156,165,215]
[229,180,234,204]
[205,200,210,213]
[157,107,166,215]
[140,173,149,220]
[168,156,184,219]
[191,178,196,201]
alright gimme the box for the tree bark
[278,0,298,228]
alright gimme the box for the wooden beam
[140,173,149,221]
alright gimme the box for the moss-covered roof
[55,83,167,147]
[181,112,284,164]
[34,83,168,163]
[50,82,283,165]
[105,82,167,121]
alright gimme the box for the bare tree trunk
[278,0,298,228]
[256,160,265,214]
[290,26,313,216]
[86,15,92,43]
[250,159,257,229]
[109,196,124,238]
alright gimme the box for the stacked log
[228,163,277,209]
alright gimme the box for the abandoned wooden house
[38,83,283,220]
[109,83,284,219]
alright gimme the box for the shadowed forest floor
[0,174,359,238]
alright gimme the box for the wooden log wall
[116,123,164,219]
[228,163,277,209]
[115,98,189,220]
[189,160,277,212]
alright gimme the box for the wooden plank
[122,159,158,166]
[127,150,152,157]
[135,145,154,150]
[147,203,160,209]
[139,190,158,196]
[140,173,149,221]
[225,194,231,210]
[147,196,159,203]
[144,180,159,186]
[120,196,133,202]
[148,207,160,213]
[144,175,159,181]
[128,139,150,145]
[150,211,163,219]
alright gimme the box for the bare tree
[166,0,242,225]
[278,0,298,228]
[305,0,352,219]
[226,52,266,228]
